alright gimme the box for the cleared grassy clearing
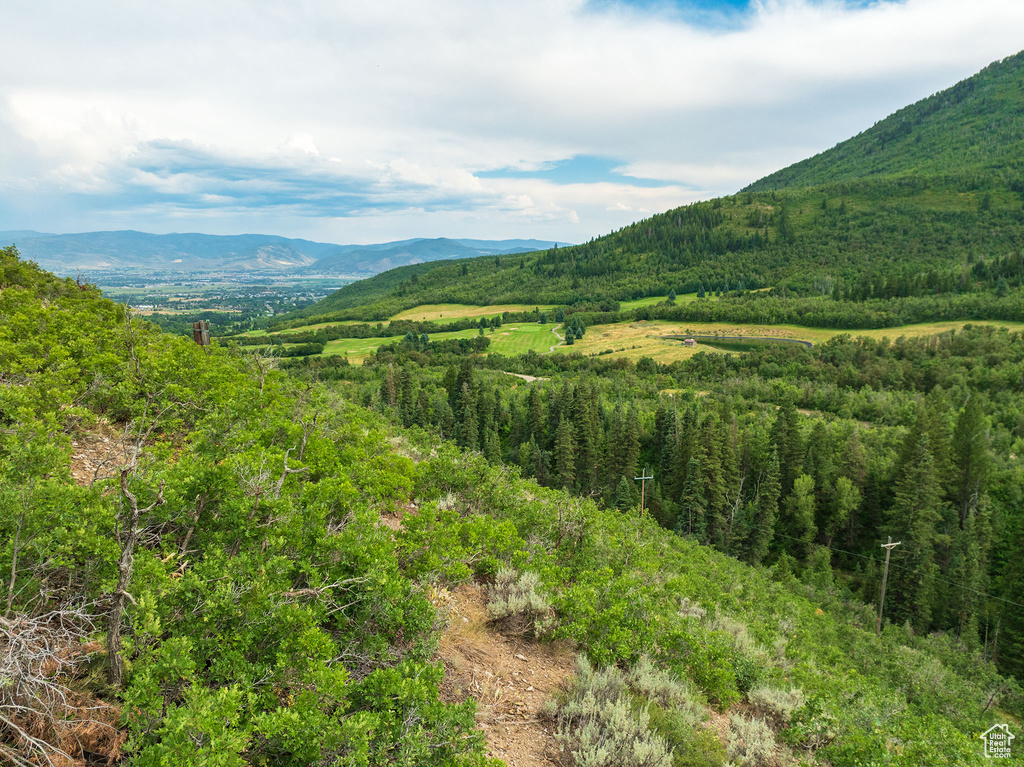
[322,322,561,362]
[618,293,700,311]
[237,320,367,337]
[552,319,1024,364]
[391,303,554,321]
[251,316,1024,365]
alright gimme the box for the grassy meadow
[320,321,563,362]
[390,303,555,322]
[237,299,1024,365]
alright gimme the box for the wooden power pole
[634,469,653,514]
[876,536,902,637]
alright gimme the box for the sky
[1,0,1022,246]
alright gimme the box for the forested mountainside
[744,51,1024,191]
[323,318,1024,679]
[279,49,1024,327]
[4,242,1022,767]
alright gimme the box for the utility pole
[876,536,901,637]
[634,469,653,514]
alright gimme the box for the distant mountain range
[0,230,567,276]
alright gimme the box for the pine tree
[484,428,502,465]
[825,476,860,547]
[574,383,600,494]
[615,475,634,511]
[783,474,817,560]
[885,432,943,633]
[380,363,397,408]
[771,400,803,495]
[622,407,641,485]
[457,381,479,450]
[746,450,780,565]
[435,393,456,441]
[951,395,990,525]
[675,457,706,538]
[702,416,727,550]
[554,417,577,491]
[949,507,983,644]
[527,385,544,443]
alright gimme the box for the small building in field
[683,338,697,347]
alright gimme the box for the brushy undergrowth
[486,567,555,638]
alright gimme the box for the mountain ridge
[0,229,569,276]
[288,48,1024,323]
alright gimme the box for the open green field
[236,297,1024,365]
[617,293,701,311]
[390,303,555,321]
[237,320,367,337]
[552,319,1024,364]
[322,322,562,361]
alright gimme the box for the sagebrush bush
[678,597,707,621]
[726,715,777,767]
[556,657,673,767]
[746,685,805,725]
[626,656,703,727]
[486,568,554,637]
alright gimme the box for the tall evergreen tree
[554,416,577,491]
[746,450,780,565]
[783,473,817,560]
[457,381,479,450]
[771,400,803,495]
[675,456,706,539]
[952,395,990,525]
[615,475,635,511]
[885,432,943,633]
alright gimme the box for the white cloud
[1,0,1022,242]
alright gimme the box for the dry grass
[391,303,555,322]
[553,319,1024,365]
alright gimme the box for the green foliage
[726,715,777,767]
[486,568,554,637]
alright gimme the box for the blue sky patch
[478,155,674,188]
[587,0,893,29]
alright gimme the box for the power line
[766,528,1024,612]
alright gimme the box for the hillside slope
[3,245,1022,765]
[744,50,1024,191]
[288,49,1024,325]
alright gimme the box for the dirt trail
[543,324,565,354]
[503,372,549,383]
[433,583,576,767]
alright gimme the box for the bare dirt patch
[433,583,576,767]
[69,422,130,486]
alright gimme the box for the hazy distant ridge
[0,230,567,275]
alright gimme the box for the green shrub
[555,657,673,767]
[726,715,777,767]
[486,568,554,637]
[747,685,805,726]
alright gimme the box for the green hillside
[744,51,1024,191]
[3,243,1023,765]
[283,50,1024,328]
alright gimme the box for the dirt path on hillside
[433,583,576,766]
[503,372,550,383]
